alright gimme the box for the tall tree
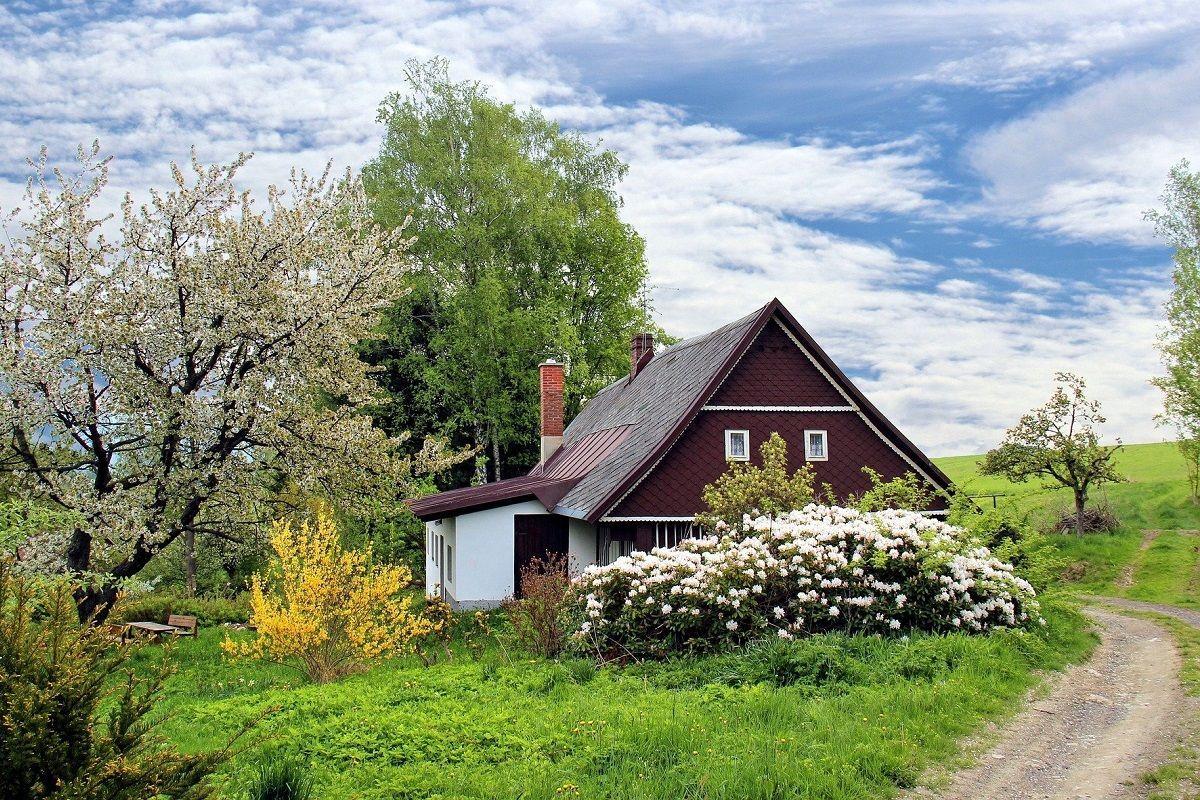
[1145,159,1200,500]
[981,373,1123,536]
[361,58,654,483]
[0,144,458,621]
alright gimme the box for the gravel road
[915,608,1192,800]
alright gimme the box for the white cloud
[0,0,1172,455]
[967,55,1200,244]
[916,10,1195,90]
[623,139,1167,455]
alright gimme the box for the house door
[513,514,568,598]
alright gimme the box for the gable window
[804,429,828,461]
[724,429,749,461]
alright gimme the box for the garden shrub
[949,499,1062,593]
[501,554,573,657]
[570,505,1039,658]
[850,467,938,511]
[223,507,435,682]
[0,559,237,800]
[695,433,816,531]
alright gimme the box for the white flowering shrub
[569,505,1039,657]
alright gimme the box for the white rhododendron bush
[570,506,1039,657]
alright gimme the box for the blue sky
[2,1,1197,455]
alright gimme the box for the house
[410,298,953,608]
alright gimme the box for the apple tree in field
[981,372,1123,536]
[0,144,459,621]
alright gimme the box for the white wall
[568,517,598,574]
[426,502,599,608]
[424,516,456,599]
[453,500,541,608]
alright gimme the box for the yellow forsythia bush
[223,507,436,682]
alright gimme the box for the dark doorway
[514,514,568,598]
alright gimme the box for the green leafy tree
[362,58,654,483]
[981,373,1124,536]
[696,433,816,531]
[1145,159,1200,501]
[0,560,240,799]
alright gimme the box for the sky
[1,1,1196,456]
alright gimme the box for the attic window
[805,430,828,461]
[724,429,749,461]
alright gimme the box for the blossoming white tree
[0,144,458,620]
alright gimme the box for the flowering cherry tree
[571,505,1038,658]
[0,144,458,620]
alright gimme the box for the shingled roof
[408,299,953,522]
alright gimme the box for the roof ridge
[653,303,767,357]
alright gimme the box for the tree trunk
[184,528,197,596]
[491,439,502,483]
[1073,489,1086,537]
[74,584,120,624]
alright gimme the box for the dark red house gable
[608,315,950,518]
[611,410,947,516]
[707,321,847,407]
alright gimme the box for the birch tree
[362,58,653,483]
[1146,159,1200,500]
[0,144,458,620]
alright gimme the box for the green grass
[128,443,1200,799]
[138,605,1094,800]
[935,441,1200,600]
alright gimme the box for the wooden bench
[166,614,199,636]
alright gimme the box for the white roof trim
[702,405,856,412]
[600,516,696,523]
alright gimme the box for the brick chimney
[539,359,565,462]
[630,333,654,380]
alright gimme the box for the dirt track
[916,608,1191,800]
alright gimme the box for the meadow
[127,440,1200,799]
[135,606,1090,800]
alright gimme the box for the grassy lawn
[124,446,1200,799]
[935,441,1200,601]
[134,606,1093,800]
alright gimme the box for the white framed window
[804,429,828,461]
[724,429,750,461]
[445,544,453,582]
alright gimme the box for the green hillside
[935,441,1200,604]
